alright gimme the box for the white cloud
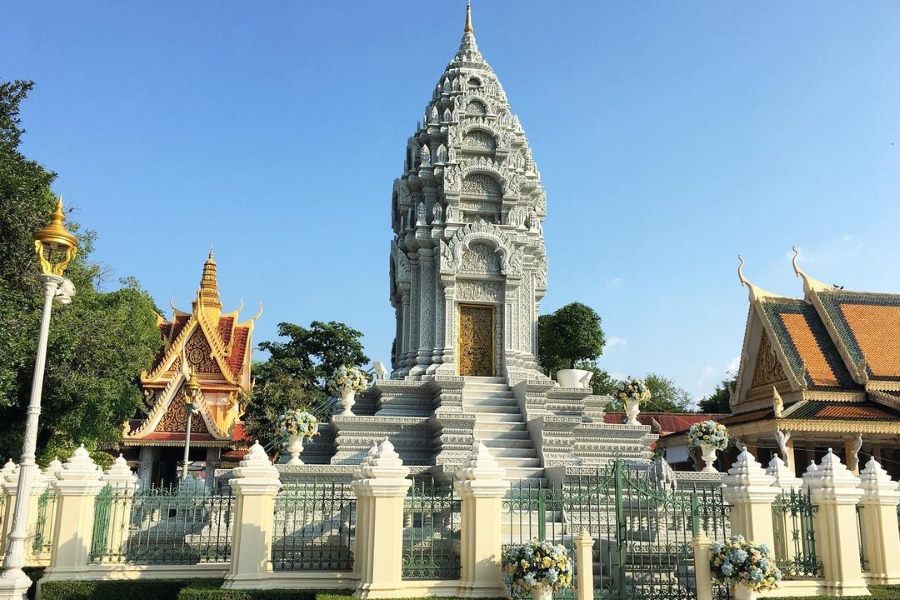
[607,336,628,351]
[608,277,624,289]
[726,356,740,376]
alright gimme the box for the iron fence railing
[856,504,868,572]
[771,489,822,579]
[90,483,234,564]
[272,481,355,571]
[31,487,57,555]
[402,477,460,580]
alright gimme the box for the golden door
[458,304,495,377]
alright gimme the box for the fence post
[455,441,508,599]
[99,455,137,560]
[857,457,900,585]
[805,449,866,597]
[41,445,105,581]
[575,528,594,600]
[722,448,778,549]
[352,439,411,600]
[692,531,713,600]
[222,442,281,590]
[766,455,804,566]
[1,461,18,553]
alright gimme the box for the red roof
[226,326,250,377]
[603,412,726,436]
[217,316,234,346]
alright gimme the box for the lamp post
[0,199,77,597]
[180,368,202,480]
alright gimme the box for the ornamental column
[352,439,411,599]
[41,446,105,582]
[455,441,508,598]
[575,529,595,600]
[722,448,778,549]
[857,457,900,585]
[805,449,866,597]
[223,442,282,590]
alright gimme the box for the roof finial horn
[737,254,777,303]
[791,246,830,297]
[464,0,473,33]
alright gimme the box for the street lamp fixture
[180,368,203,480]
[0,198,78,599]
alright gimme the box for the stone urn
[732,584,758,600]
[624,398,641,425]
[338,385,356,416]
[699,443,719,473]
[530,585,552,600]
[556,368,593,389]
[285,434,304,465]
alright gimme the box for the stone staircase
[462,377,544,482]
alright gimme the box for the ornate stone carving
[444,165,461,192]
[752,332,787,388]
[185,331,218,374]
[459,242,501,275]
[463,130,496,151]
[157,397,208,434]
[458,305,494,377]
[463,173,502,196]
[456,281,502,302]
[466,100,487,116]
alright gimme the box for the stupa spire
[464,0,473,33]
[196,249,222,311]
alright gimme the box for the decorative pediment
[751,332,788,389]
[445,220,522,278]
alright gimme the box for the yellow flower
[542,557,552,568]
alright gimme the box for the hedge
[39,579,198,600]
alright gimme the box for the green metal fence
[272,481,355,571]
[90,483,234,564]
[771,489,822,578]
[402,477,460,580]
[503,462,730,600]
[856,504,868,572]
[31,487,57,555]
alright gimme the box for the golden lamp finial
[464,0,473,33]
[181,367,202,406]
[33,197,78,276]
[195,249,223,311]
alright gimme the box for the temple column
[436,280,456,375]
[205,448,221,489]
[399,284,411,372]
[407,259,420,372]
[137,446,158,489]
[415,249,435,374]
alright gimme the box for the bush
[40,579,198,600]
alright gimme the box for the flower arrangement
[710,535,782,593]
[688,420,730,451]
[615,376,651,405]
[503,540,573,593]
[327,365,369,395]
[275,409,319,440]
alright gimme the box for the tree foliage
[641,373,694,413]
[242,320,369,449]
[0,81,162,464]
[699,377,736,414]
[538,302,606,372]
[574,360,618,397]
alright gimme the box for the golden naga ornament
[33,197,78,276]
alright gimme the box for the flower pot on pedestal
[556,368,592,389]
[338,386,356,416]
[700,443,718,473]
[624,399,641,425]
[285,434,304,465]
[530,585,552,600]
[732,584,758,600]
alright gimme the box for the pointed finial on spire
[464,0,473,33]
[195,250,222,312]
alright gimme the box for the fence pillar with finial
[692,530,713,600]
[806,449,866,597]
[722,447,778,549]
[575,528,595,600]
[0,461,21,558]
[40,446,105,582]
[223,442,282,590]
[455,441,508,598]
[352,439,411,600]
[767,455,805,567]
[858,456,900,585]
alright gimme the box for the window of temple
[467,76,482,89]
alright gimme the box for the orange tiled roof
[781,312,841,387]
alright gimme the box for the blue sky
[4,2,899,401]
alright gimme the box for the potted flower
[275,409,319,465]
[615,377,651,425]
[503,540,573,600]
[688,420,729,473]
[710,535,782,599]
[327,365,369,416]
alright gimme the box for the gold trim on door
[457,304,495,377]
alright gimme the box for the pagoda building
[295,4,656,479]
[389,2,547,381]
[658,252,900,478]
[122,252,256,487]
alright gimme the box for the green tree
[0,81,162,464]
[699,377,736,414]
[641,373,694,413]
[538,302,606,373]
[242,320,369,449]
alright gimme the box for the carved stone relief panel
[456,280,503,303]
[185,330,218,374]
[463,173,502,196]
[157,396,209,434]
[463,130,496,152]
[459,242,501,275]
[751,332,787,388]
